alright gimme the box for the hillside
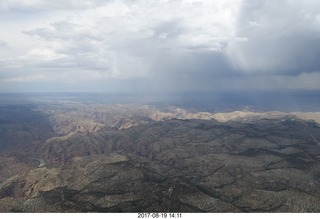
[0,106,320,212]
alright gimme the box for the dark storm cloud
[226,0,320,75]
[1,0,320,92]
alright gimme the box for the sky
[0,0,320,93]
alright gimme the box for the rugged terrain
[0,102,320,212]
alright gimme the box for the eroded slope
[0,118,320,212]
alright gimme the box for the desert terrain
[0,95,320,212]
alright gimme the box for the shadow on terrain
[0,104,55,154]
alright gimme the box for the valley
[0,96,320,212]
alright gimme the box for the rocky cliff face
[0,115,320,212]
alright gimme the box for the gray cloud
[18,0,239,81]
[0,40,7,48]
[226,0,320,75]
[0,0,108,12]
[1,0,320,92]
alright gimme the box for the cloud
[1,0,320,92]
[8,0,241,81]
[226,0,320,75]
[0,0,107,12]
[0,40,7,48]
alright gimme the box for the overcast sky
[0,0,320,93]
